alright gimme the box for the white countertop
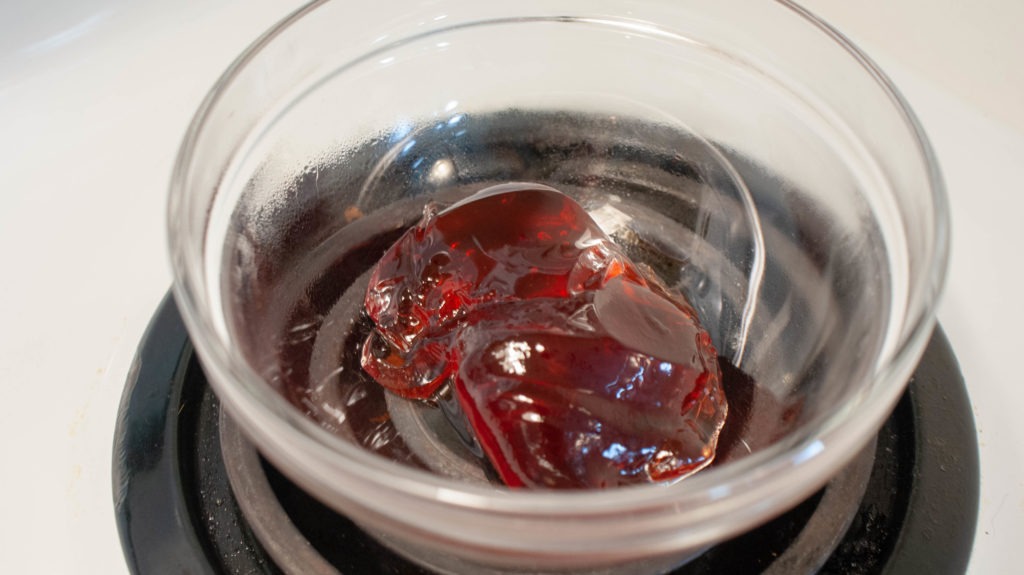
[0,1,1019,572]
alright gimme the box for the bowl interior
[214,14,889,478]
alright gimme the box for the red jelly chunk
[455,278,724,488]
[361,183,727,488]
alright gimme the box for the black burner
[112,294,979,574]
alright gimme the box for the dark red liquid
[360,184,727,489]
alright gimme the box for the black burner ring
[112,293,979,574]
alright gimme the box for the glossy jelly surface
[361,184,726,488]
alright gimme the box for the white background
[0,0,1019,572]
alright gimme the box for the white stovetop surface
[0,1,1020,572]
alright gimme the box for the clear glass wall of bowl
[168,1,947,573]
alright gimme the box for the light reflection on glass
[602,442,627,460]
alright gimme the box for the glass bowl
[168,0,948,573]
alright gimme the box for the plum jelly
[360,183,727,488]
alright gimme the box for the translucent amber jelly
[361,183,726,488]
